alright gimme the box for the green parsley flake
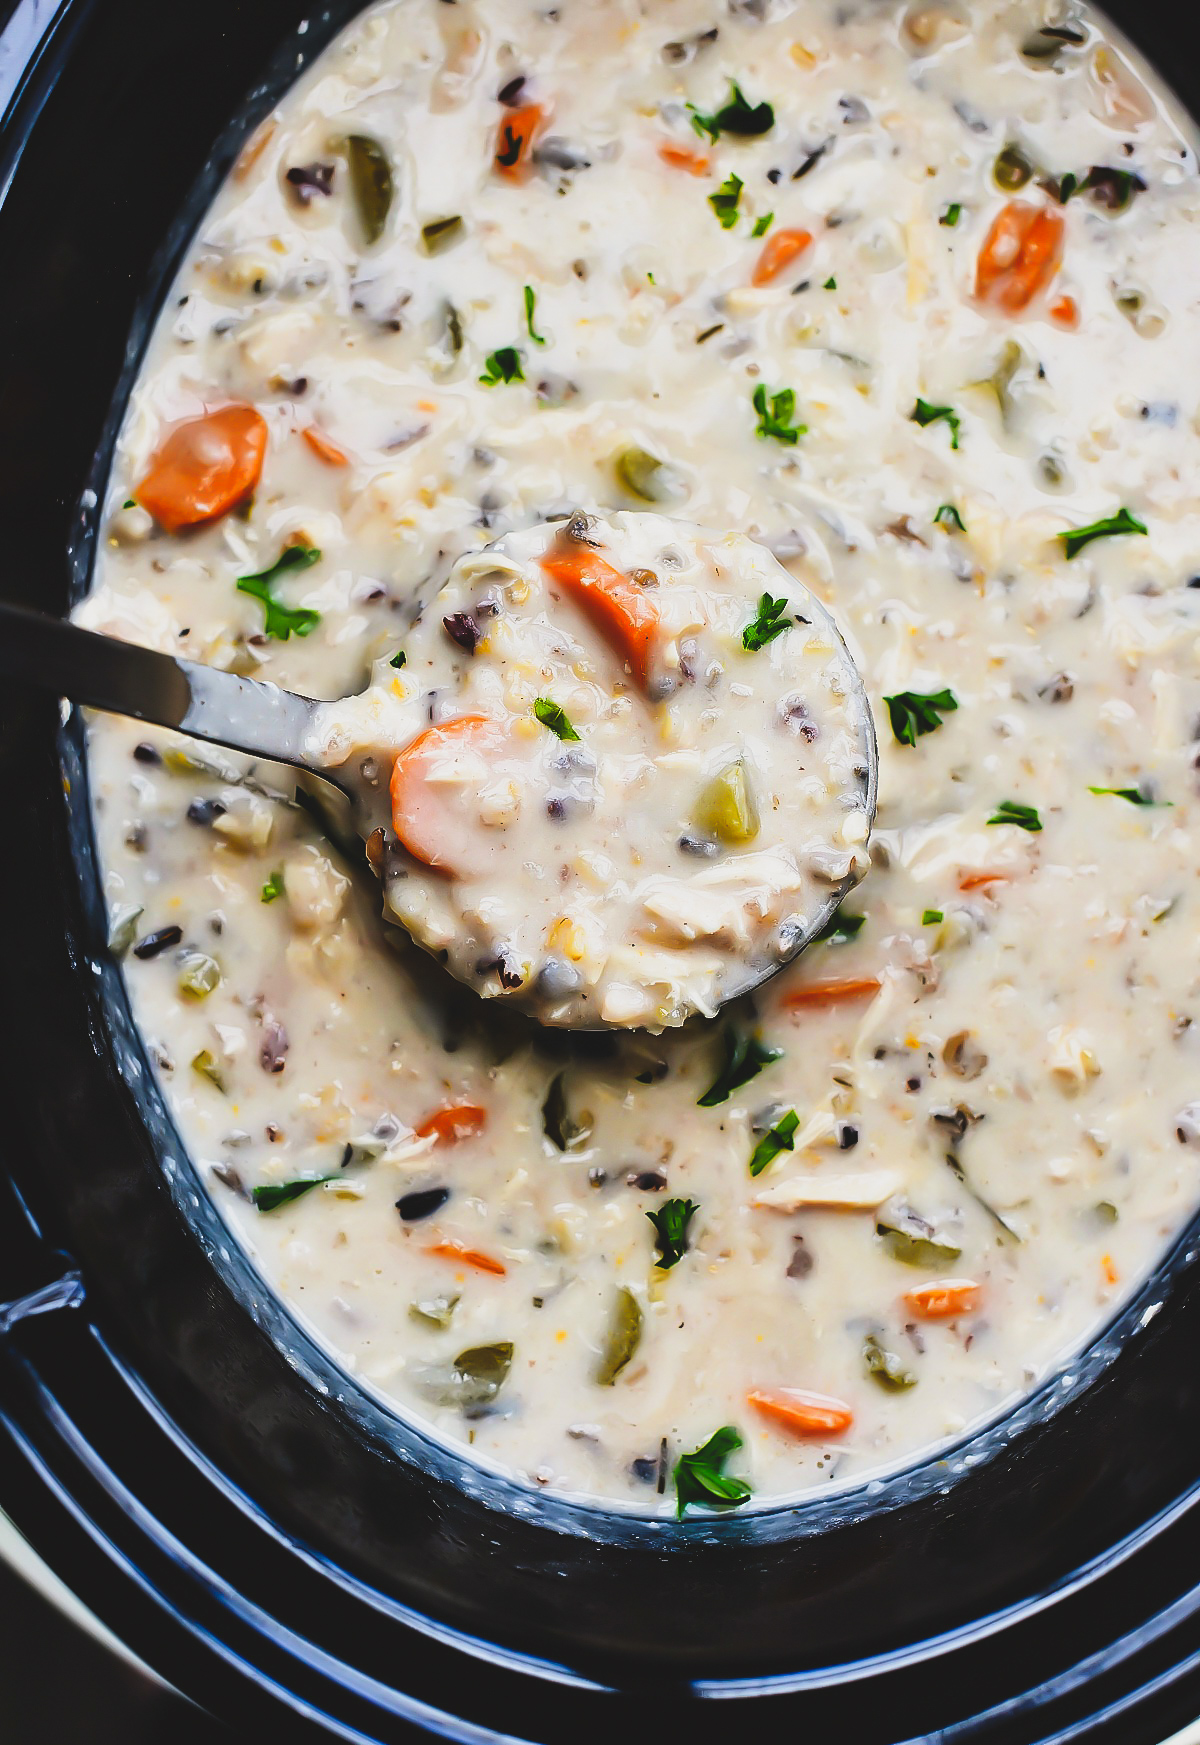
[988,799,1043,832]
[690,82,775,143]
[479,346,524,386]
[708,172,744,229]
[236,545,322,641]
[910,398,961,450]
[813,908,865,946]
[742,591,791,652]
[699,1026,782,1106]
[934,503,966,532]
[533,697,580,741]
[1088,785,1170,807]
[523,284,546,345]
[674,1426,752,1518]
[252,1175,339,1212]
[922,909,944,925]
[884,688,958,747]
[647,1197,700,1270]
[823,275,837,289]
[752,212,774,238]
[749,1109,799,1177]
[261,869,285,904]
[940,202,962,227]
[389,649,407,669]
[752,382,805,444]
[1058,507,1147,559]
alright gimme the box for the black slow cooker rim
[6,0,1200,1739]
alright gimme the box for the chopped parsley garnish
[1058,507,1147,559]
[236,545,322,640]
[690,81,775,143]
[1088,785,1170,806]
[252,1175,338,1212]
[479,346,524,386]
[698,1026,782,1106]
[708,172,744,229]
[647,1197,700,1270]
[742,591,791,652]
[910,397,961,450]
[823,275,837,289]
[673,1426,752,1518]
[122,497,136,509]
[533,697,580,740]
[922,909,944,925]
[260,869,285,904]
[523,284,546,345]
[934,503,966,532]
[988,799,1043,832]
[752,382,805,444]
[1049,166,1142,211]
[884,688,958,747]
[814,907,865,945]
[752,211,774,238]
[940,202,962,227]
[389,649,407,668]
[749,1108,799,1177]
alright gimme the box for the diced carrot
[427,1241,507,1277]
[389,714,503,872]
[783,977,881,1011]
[904,1279,981,1320]
[302,424,350,466]
[659,141,711,176]
[494,103,544,177]
[958,871,1010,892]
[975,201,1064,313]
[539,544,661,690]
[1101,1253,1119,1286]
[416,1103,488,1144]
[1049,294,1079,329]
[136,405,268,532]
[748,1388,854,1438]
[752,227,813,286]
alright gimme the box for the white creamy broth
[78,0,1200,1512]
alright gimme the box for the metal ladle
[0,532,877,1030]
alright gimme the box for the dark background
[0,1548,237,1743]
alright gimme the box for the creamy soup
[78,0,1200,1513]
[313,509,874,1027]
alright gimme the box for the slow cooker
[4,1,1200,1738]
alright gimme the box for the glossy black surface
[4,1,1200,1738]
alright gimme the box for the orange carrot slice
[427,1241,507,1277]
[416,1103,488,1145]
[539,545,661,690]
[136,405,267,532]
[495,103,544,177]
[659,141,711,176]
[958,871,1010,892]
[748,1388,854,1438]
[904,1279,981,1320]
[975,201,1064,313]
[1048,294,1079,328]
[302,424,350,466]
[389,715,503,872]
[752,227,812,286]
[783,976,881,1011]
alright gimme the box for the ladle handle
[0,601,323,775]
